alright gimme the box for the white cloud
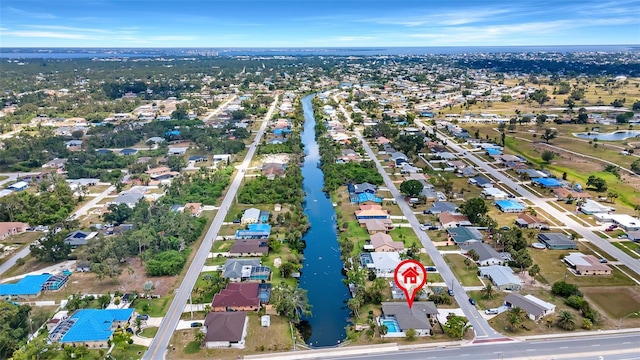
[5,7,56,19]
[3,30,88,40]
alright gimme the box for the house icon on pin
[402,266,420,284]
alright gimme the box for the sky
[0,0,639,48]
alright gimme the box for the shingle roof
[204,311,247,342]
[222,259,261,279]
[381,302,437,330]
[212,283,259,309]
[460,243,502,262]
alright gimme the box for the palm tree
[481,283,495,299]
[507,306,526,331]
[379,324,388,338]
[194,329,205,347]
[557,310,576,330]
[133,317,143,335]
[347,297,362,319]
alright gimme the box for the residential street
[142,94,279,360]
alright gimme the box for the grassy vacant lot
[528,245,636,287]
[582,287,640,322]
[612,241,640,259]
[140,326,159,338]
[170,312,293,360]
[389,226,421,247]
[211,239,233,252]
[443,254,483,286]
[468,290,507,311]
[133,295,174,318]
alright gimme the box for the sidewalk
[515,327,640,341]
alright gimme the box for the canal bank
[298,94,351,347]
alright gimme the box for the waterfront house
[369,233,405,252]
[203,311,248,349]
[359,218,394,234]
[355,204,390,220]
[234,224,271,240]
[212,283,260,312]
[241,208,261,224]
[379,302,438,337]
[368,252,401,278]
[222,259,270,282]
[229,240,269,257]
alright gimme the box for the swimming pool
[382,319,400,333]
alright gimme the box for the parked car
[469,298,476,305]
[485,309,499,315]
[126,328,134,334]
[419,224,427,231]
[425,267,437,272]
[136,314,149,320]
[232,219,241,224]
[448,289,454,296]
[599,258,608,263]
[190,322,203,328]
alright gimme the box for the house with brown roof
[515,213,549,230]
[0,222,29,240]
[377,136,391,145]
[145,166,171,177]
[370,233,404,252]
[261,163,286,179]
[355,204,390,220]
[564,253,612,275]
[184,203,203,217]
[229,240,269,257]
[438,213,472,229]
[553,187,592,201]
[359,218,394,234]
[212,283,261,312]
[203,311,248,349]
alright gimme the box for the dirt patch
[115,258,178,296]
[515,270,550,291]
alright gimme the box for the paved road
[419,122,640,277]
[320,332,640,360]
[334,97,501,340]
[202,94,238,122]
[0,184,115,277]
[142,94,278,360]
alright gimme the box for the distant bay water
[0,45,637,59]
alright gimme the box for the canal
[298,94,351,347]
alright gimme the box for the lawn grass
[582,286,640,319]
[140,326,158,338]
[468,290,507,311]
[443,254,483,286]
[211,239,233,252]
[132,294,175,317]
[110,343,148,360]
[389,226,421,247]
[611,241,640,259]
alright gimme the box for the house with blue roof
[119,148,138,156]
[495,200,526,213]
[532,178,563,188]
[49,308,134,348]
[235,223,271,240]
[189,155,208,163]
[0,274,51,299]
[165,130,181,136]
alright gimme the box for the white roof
[523,294,555,311]
[564,252,591,267]
[10,181,29,189]
[370,252,401,271]
[479,265,522,287]
[482,188,507,196]
[594,213,639,228]
[242,208,261,221]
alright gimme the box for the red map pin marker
[394,259,427,309]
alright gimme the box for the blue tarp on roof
[532,178,563,187]
[61,308,134,343]
[165,130,181,136]
[0,274,50,296]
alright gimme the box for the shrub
[552,281,581,297]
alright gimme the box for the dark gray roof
[504,293,547,317]
[204,311,246,342]
[460,243,502,262]
[429,201,458,214]
[353,182,377,194]
[381,302,437,330]
[538,233,575,246]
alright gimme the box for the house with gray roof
[222,259,270,282]
[425,201,458,214]
[369,252,401,278]
[537,233,577,250]
[380,302,438,337]
[460,243,504,266]
[113,191,145,208]
[478,265,522,291]
[504,293,555,321]
[352,182,377,194]
[447,227,483,245]
[204,311,248,349]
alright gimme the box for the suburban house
[241,208,261,224]
[359,218,395,234]
[495,200,526,213]
[468,176,493,188]
[369,233,405,252]
[425,201,458,214]
[112,191,145,208]
[188,155,208,163]
[482,187,508,200]
[235,224,271,240]
[389,151,408,165]
[65,140,83,148]
[352,182,377,194]
[438,213,471,229]
[64,230,98,247]
[167,147,188,155]
[0,274,52,299]
[460,243,505,266]
[478,265,522,291]
[212,283,261,312]
[229,240,269,257]
[0,222,29,240]
[504,293,555,321]
[447,227,483,245]
[354,204,390,220]
[48,308,134,348]
[366,252,401,278]
[553,187,592,201]
[579,199,615,215]
[44,158,68,169]
[183,202,203,217]
[261,163,286,179]
[593,214,640,231]
[222,259,270,282]
[145,166,171,177]
[399,162,421,174]
[515,213,549,230]
[564,253,612,275]
[537,233,577,250]
[8,181,29,192]
[203,311,248,349]
[379,302,438,337]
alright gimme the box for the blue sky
[1,0,638,47]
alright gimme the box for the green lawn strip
[133,294,175,317]
[140,326,158,338]
[110,343,148,359]
[467,290,507,311]
[211,239,233,252]
[443,254,483,286]
[389,226,421,247]
[611,241,640,259]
